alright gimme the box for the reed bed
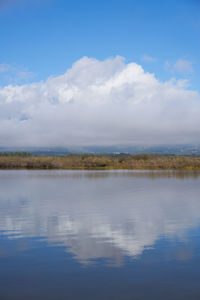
[0,154,200,170]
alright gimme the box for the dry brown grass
[0,154,200,170]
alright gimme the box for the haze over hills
[0,145,200,156]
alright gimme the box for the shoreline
[0,154,200,170]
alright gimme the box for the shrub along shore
[0,153,200,170]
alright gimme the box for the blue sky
[0,0,200,147]
[0,0,199,88]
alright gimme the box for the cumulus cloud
[0,56,200,147]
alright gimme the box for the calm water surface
[0,170,200,299]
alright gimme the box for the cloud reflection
[0,170,200,265]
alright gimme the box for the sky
[0,0,200,147]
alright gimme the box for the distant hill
[0,145,200,156]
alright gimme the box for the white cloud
[0,63,34,85]
[174,59,194,74]
[166,59,194,74]
[0,56,200,147]
[0,64,10,72]
[141,54,156,62]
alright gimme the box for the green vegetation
[0,152,31,157]
[0,153,200,170]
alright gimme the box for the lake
[0,170,200,299]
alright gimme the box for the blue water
[0,170,200,299]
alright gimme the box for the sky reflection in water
[0,170,200,266]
